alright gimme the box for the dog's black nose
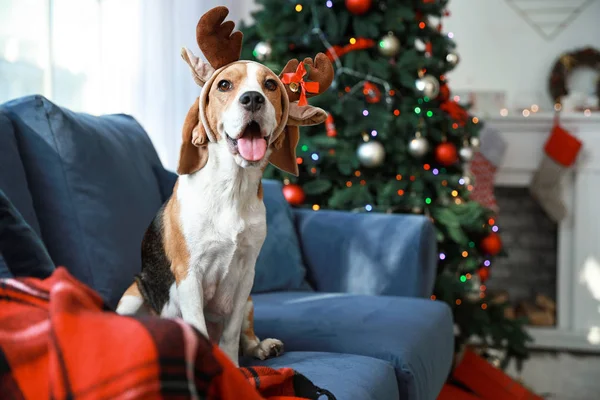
[239,91,265,112]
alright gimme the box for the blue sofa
[0,95,454,400]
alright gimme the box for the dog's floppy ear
[269,125,300,176]
[177,97,209,175]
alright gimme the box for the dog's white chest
[177,174,266,317]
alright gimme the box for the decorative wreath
[548,46,600,104]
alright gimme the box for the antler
[279,53,334,104]
[196,6,243,69]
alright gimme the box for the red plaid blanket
[0,267,334,400]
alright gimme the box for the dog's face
[204,62,286,169]
[177,10,334,178]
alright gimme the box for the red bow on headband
[281,62,320,106]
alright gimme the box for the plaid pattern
[0,267,335,400]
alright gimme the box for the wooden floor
[506,351,600,400]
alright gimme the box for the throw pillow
[253,180,312,293]
[0,188,55,279]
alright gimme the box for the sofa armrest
[293,209,437,298]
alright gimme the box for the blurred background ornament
[345,0,372,15]
[435,142,458,166]
[378,32,401,57]
[363,82,382,103]
[478,267,490,283]
[357,141,386,167]
[282,183,305,206]
[414,38,426,52]
[409,131,429,158]
[438,83,451,102]
[459,144,475,162]
[480,232,502,256]
[326,113,337,137]
[253,41,272,61]
[416,74,440,98]
[446,51,460,67]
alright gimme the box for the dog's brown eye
[218,80,233,92]
[264,79,278,91]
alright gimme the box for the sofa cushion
[243,351,399,400]
[0,111,42,237]
[2,95,165,308]
[253,180,311,293]
[251,292,454,400]
[0,188,54,279]
[294,209,437,298]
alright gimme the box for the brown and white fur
[115,7,333,367]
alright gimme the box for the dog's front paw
[249,338,284,360]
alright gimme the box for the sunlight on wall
[579,256,600,301]
[587,326,600,345]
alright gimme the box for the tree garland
[548,46,600,105]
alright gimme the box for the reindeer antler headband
[181,6,334,106]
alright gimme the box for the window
[0,0,103,112]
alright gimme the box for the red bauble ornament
[480,233,502,256]
[282,184,305,206]
[438,84,450,102]
[478,267,490,283]
[345,0,372,15]
[435,142,458,166]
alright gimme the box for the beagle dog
[115,7,334,366]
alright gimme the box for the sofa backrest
[1,96,167,308]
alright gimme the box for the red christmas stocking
[470,127,507,213]
[529,119,582,222]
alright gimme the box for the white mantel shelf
[485,113,600,354]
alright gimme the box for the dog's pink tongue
[237,136,267,161]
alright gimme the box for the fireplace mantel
[485,112,600,352]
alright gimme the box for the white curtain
[95,0,253,171]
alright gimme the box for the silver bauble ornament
[470,136,480,148]
[459,146,474,162]
[415,74,440,98]
[357,141,385,167]
[378,32,401,57]
[446,52,460,67]
[408,132,429,158]
[253,41,272,61]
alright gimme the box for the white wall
[444,0,600,110]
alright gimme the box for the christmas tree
[240,0,531,366]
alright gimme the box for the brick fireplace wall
[486,187,558,305]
